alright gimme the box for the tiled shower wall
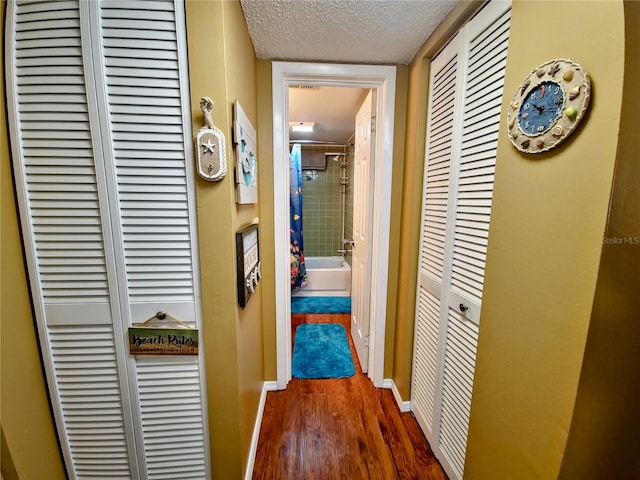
[299,145,354,257]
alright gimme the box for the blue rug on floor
[292,323,355,379]
[291,296,351,314]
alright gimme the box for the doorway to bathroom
[272,62,397,389]
[289,86,372,373]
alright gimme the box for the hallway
[252,313,447,479]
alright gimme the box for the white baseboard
[245,381,279,480]
[382,378,411,413]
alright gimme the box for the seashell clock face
[507,59,591,153]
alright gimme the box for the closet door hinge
[364,335,370,348]
[370,116,376,134]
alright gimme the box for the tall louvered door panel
[411,2,511,479]
[411,33,462,442]
[5,1,211,479]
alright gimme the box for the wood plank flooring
[252,313,448,480]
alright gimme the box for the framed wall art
[236,223,261,307]
[233,100,258,204]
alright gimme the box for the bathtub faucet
[339,239,354,255]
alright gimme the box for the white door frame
[272,62,396,389]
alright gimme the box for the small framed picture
[234,100,258,204]
[236,224,261,307]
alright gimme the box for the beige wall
[559,2,640,477]
[383,65,409,377]
[185,0,263,478]
[223,1,265,470]
[465,1,624,478]
[1,0,67,477]
[185,4,242,475]
[256,59,277,380]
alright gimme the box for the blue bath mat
[292,323,355,379]
[291,296,351,314]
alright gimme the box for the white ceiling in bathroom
[289,86,369,144]
[240,0,458,144]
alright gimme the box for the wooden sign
[129,327,199,355]
[195,96,227,182]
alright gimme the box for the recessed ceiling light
[289,122,315,133]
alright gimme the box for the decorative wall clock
[507,59,591,154]
[195,97,227,181]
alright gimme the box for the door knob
[459,303,469,313]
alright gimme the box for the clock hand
[533,104,545,113]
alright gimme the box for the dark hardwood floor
[252,313,448,480]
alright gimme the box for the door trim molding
[272,62,396,389]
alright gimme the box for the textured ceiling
[241,0,458,143]
[240,0,457,65]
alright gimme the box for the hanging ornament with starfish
[195,96,227,182]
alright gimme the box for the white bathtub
[292,256,351,297]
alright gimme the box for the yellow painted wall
[256,59,277,379]
[383,65,409,377]
[185,0,263,477]
[464,1,625,478]
[558,2,640,478]
[186,2,242,477]
[221,2,264,472]
[1,1,67,477]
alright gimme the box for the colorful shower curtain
[290,144,308,290]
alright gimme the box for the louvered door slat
[451,6,510,307]
[49,326,132,478]
[419,51,458,284]
[411,32,463,455]
[137,358,208,480]
[99,1,195,307]
[412,286,443,435]
[12,0,111,310]
[438,308,479,480]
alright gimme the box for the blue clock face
[518,81,564,136]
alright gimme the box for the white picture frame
[234,100,258,204]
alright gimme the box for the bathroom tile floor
[252,313,448,479]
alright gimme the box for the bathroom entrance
[272,62,397,389]
[289,87,375,372]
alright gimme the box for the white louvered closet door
[6,1,210,479]
[411,2,511,480]
[411,32,462,441]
